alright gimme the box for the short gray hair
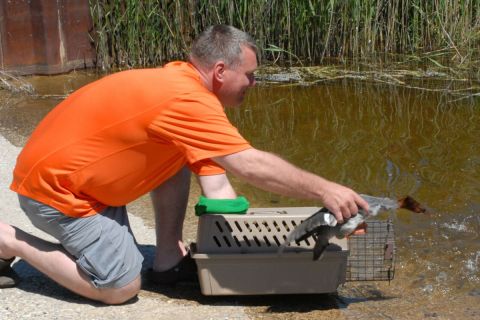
[189,25,257,69]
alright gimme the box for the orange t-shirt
[10,62,251,217]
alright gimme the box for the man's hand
[319,181,369,223]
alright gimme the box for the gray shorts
[18,195,144,289]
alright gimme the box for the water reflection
[229,81,479,213]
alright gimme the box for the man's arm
[212,148,369,223]
[196,173,237,199]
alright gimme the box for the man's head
[189,25,258,107]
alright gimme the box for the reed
[89,0,480,71]
[0,71,35,94]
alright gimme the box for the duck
[279,194,427,260]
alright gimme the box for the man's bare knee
[98,275,141,305]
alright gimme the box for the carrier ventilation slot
[222,236,231,247]
[253,236,261,247]
[215,221,223,233]
[234,221,243,232]
[233,235,242,247]
[213,236,221,247]
[243,235,251,247]
[263,236,271,247]
[263,221,271,232]
[272,235,281,246]
[273,221,281,232]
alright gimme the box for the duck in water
[279,195,427,260]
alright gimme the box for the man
[0,25,368,304]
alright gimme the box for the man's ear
[213,61,226,83]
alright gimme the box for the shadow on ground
[9,244,395,313]
[10,259,140,307]
[140,244,395,313]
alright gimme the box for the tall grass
[89,0,480,70]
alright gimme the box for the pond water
[0,70,478,319]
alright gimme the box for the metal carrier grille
[346,220,395,281]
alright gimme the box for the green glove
[195,195,250,216]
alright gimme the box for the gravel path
[0,134,249,320]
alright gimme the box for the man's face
[217,46,257,107]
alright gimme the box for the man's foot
[0,257,14,269]
[146,253,198,285]
[0,257,19,288]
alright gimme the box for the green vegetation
[89,0,479,75]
